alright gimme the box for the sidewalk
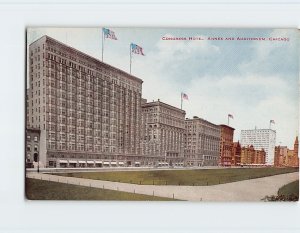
[26,172,299,201]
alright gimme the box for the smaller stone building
[25,128,40,168]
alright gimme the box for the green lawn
[56,167,299,186]
[25,178,175,201]
[278,180,299,197]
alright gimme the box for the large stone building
[141,99,186,167]
[184,117,221,166]
[240,145,266,165]
[219,124,234,166]
[27,35,143,168]
[274,136,299,167]
[240,128,276,165]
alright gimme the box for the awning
[118,162,124,165]
[103,162,110,165]
[87,161,94,164]
[78,160,86,164]
[59,160,68,163]
[111,162,117,165]
[95,161,103,164]
[69,160,77,163]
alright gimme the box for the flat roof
[142,100,186,114]
[26,128,40,133]
[241,128,276,133]
[185,117,220,128]
[29,35,143,84]
[219,124,235,131]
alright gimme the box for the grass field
[25,178,175,201]
[278,180,299,197]
[57,167,299,186]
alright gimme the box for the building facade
[141,100,186,167]
[274,137,299,167]
[25,128,40,168]
[240,128,276,165]
[241,145,266,165]
[232,141,241,166]
[184,117,221,166]
[27,36,143,168]
[219,124,235,166]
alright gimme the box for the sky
[27,27,299,148]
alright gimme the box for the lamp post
[37,154,39,173]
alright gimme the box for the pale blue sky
[27,27,299,148]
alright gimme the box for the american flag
[103,28,117,40]
[228,114,234,119]
[131,43,145,56]
[182,93,189,100]
[270,120,275,124]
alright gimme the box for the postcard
[25,27,299,201]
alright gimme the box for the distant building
[232,141,241,166]
[25,128,40,168]
[184,116,221,166]
[274,146,288,167]
[240,128,276,165]
[219,124,235,166]
[274,137,299,167]
[241,145,266,165]
[141,100,186,167]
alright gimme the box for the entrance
[34,153,38,162]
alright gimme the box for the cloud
[238,29,299,76]
[27,28,299,148]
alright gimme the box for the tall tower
[293,136,299,158]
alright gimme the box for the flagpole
[180,93,183,110]
[228,115,229,125]
[130,43,132,74]
[102,28,104,61]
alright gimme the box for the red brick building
[219,125,235,166]
[241,145,266,165]
[274,137,299,167]
[232,141,241,166]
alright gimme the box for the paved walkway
[26,172,299,201]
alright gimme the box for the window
[34,136,38,142]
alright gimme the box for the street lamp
[37,154,39,173]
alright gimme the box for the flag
[270,120,275,124]
[103,28,117,40]
[182,93,189,100]
[228,114,234,119]
[131,43,145,56]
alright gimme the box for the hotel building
[27,35,143,168]
[240,128,276,165]
[141,100,186,166]
[184,117,221,166]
